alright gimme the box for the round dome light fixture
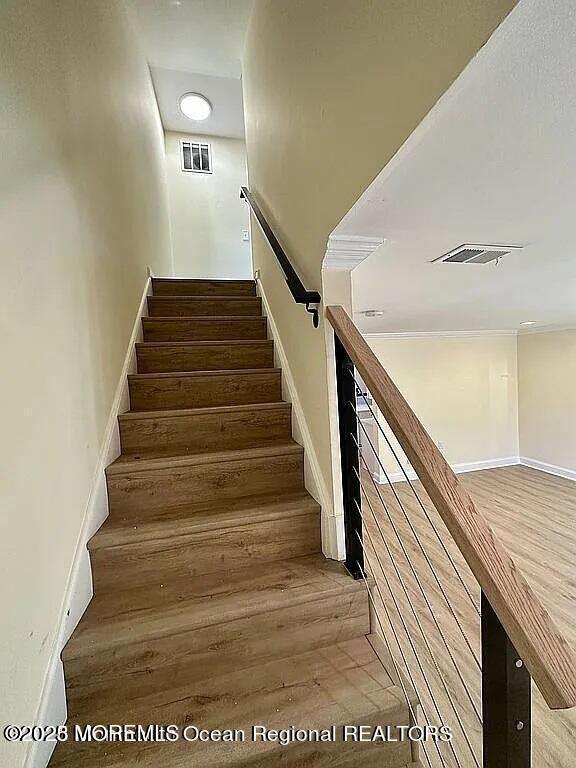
[179,92,212,121]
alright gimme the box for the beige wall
[242,0,516,517]
[0,2,171,763]
[165,131,251,278]
[367,336,519,474]
[518,330,576,471]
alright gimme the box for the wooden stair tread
[91,491,320,548]
[106,441,303,475]
[128,366,281,380]
[143,315,265,321]
[51,637,410,768]
[142,316,268,342]
[64,555,363,658]
[117,402,292,457]
[151,278,256,296]
[118,402,291,422]
[135,339,275,374]
[147,295,262,317]
[128,368,283,411]
[135,339,272,348]
[149,294,260,301]
[152,278,255,283]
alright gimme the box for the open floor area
[363,465,576,768]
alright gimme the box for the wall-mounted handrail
[326,303,576,712]
[240,186,321,327]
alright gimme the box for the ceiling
[129,0,253,138]
[336,0,576,334]
[151,68,245,137]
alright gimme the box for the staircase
[50,278,413,768]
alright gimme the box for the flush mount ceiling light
[520,320,537,326]
[179,92,212,121]
[360,309,385,318]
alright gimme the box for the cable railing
[326,304,576,768]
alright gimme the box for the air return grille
[433,244,523,264]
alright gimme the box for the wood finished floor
[362,465,576,768]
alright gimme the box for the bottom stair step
[51,637,412,768]
[62,554,370,715]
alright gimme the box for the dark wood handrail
[240,186,321,327]
[326,304,576,711]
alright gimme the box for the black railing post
[334,334,364,579]
[481,592,532,768]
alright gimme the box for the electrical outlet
[242,229,250,242]
[437,441,446,451]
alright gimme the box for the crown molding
[517,324,576,336]
[362,329,518,340]
[323,234,386,271]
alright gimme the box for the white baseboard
[519,456,576,483]
[368,453,576,488]
[25,271,153,768]
[374,456,520,485]
[254,277,338,558]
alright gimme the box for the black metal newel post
[481,592,532,768]
[334,334,364,579]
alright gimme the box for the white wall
[365,335,520,477]
[0,2,172,766]
[366,329,576,483]
[518,329,576,475]
[164,131,251,278]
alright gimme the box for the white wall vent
[181,140,212,173]
[433,243,523,264]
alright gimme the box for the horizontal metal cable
[353,446,482,726]
[355,454,481,766]
[349,374,480,616]
[355,565,438,768]
[355,538,455,768]
[350,412,482,673]
[355,517,469,768]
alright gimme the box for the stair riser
[119,406,292,455]
[52,737,410,768]
[106,451,305,517]
[64,590,367,715]
[142,317,267,342]
[129,371,282,410]
[148,296,262,317]
[224,722,412,768]
[91,511,321,589]
[152,279,256,296]
[207,725,412,768]
[136,342,274,374]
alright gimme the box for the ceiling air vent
[433,243,523,265]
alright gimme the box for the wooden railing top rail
[326,304,576,710]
